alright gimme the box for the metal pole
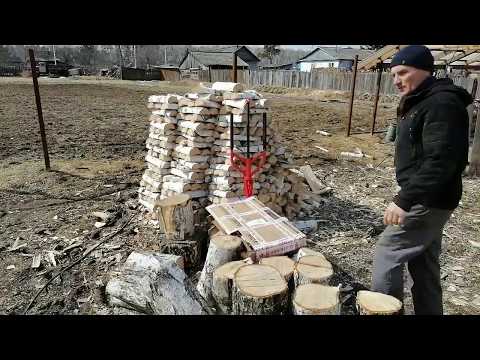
[233,53,238,82]
[262,113,267,151]
[164,47,167,64]
[230,113,234,154]
[371,64,384,135]
[346,55,359,137]
[28,49,51,171]
[246,101,250,158]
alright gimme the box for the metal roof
[358,45,480,70]
[298,47,374,62]
[189,51,249,67]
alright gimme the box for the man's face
[391,65,431,96]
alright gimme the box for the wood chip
[92,211,109,221]
[6,265,15,270]
[469,240,480,248]
[94,222,106,228]
[32,254,42,269]
[7,237,27,252]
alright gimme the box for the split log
[294,255,333,287]
[154,194,194,241]
[356,290,403,315]
[212,258,254,314]
[259,256,295,282]
[292,247,327,262]
[300,165,328,194]
[212,82,244,92]
[196,235,242,303]
[292,284,340,315]
[232,264,289,315]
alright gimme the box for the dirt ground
[1,77,479,315]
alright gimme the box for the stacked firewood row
[138,82,329,222]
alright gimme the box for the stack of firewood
[139,82,331,223]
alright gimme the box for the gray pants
[372,204,453,315]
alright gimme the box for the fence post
[371,64,384,135]
[28,49,51,171]
[346,55,359,137]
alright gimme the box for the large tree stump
[356,290,403,315]
[292,284,340,315]
[154,194,194,240]
[294,255,333,287]
[212,258,254,314]
[196,235,242,303]
[232,264,289,315]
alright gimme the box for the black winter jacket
[393,76,472,212]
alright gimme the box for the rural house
[179,46,260,73]
[297,47,374,72]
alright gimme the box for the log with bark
[153,193,194,240]
[356,290,403,315]
[292,284,340,315]
[232,264,289,315]
[211,258,254,314]
[196,234,242,303]
[294,255,333,287]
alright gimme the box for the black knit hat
[390,45,434,73]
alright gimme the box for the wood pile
[198,242,341,315]
[138,82,331,225]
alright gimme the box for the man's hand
[383,202,407,226]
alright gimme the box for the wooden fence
[0,63,24,77]
[195,68,476,95]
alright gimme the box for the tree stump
[356,290,403,315]
[259,256,295,282]
[196,235,242,303]
[212,258,254,314]
[232,264,289,315]
[292,284,340,315]
[154,194,194,240]
[294,255,333,287]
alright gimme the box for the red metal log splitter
[229,99,269,198]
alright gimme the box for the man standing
[371,45,472,315]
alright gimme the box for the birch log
[259,256,295,282]
[232,264,289,315]
[292,247,327,262]
[292,284,340,315]
[154,194,194,241]
[196,235,242,303]
[294,255,333,287]
[212,258,254,314]
[356,290,403,315]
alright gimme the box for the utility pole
[52,45,57,65]
[133,45,137,68]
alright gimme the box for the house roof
[152,65,179,70]
[358,45,480,70]
[298,47,374,62]
[184,51,249,67]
